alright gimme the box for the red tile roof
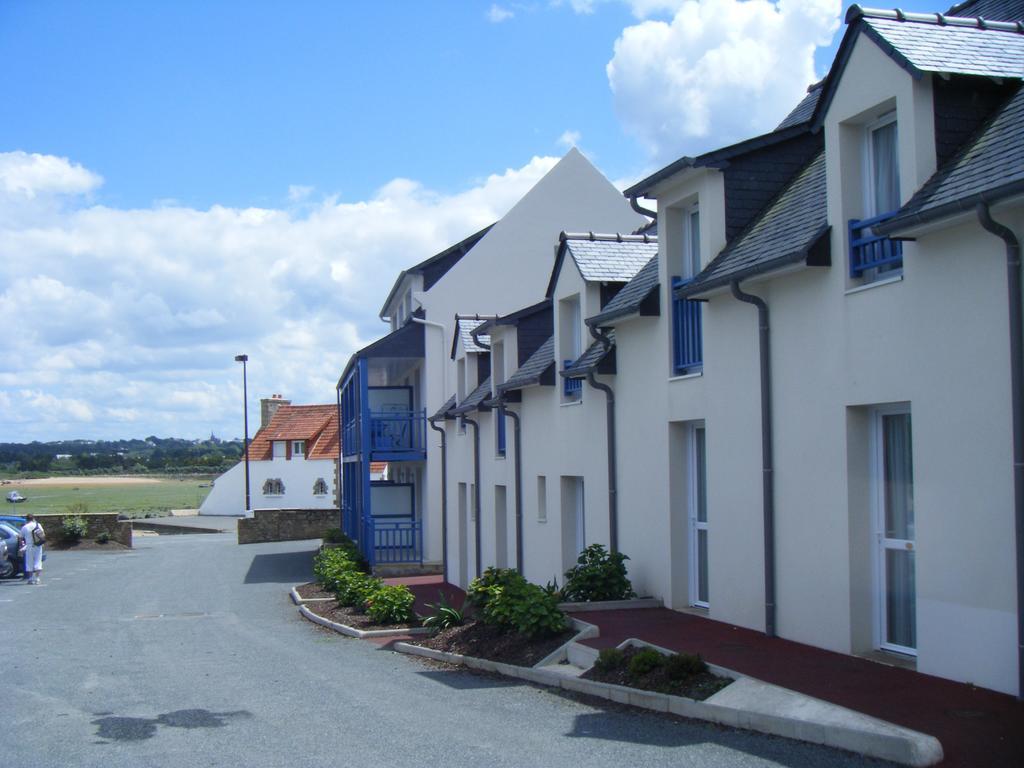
[246,404,340,461]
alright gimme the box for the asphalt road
[2,530,890,768]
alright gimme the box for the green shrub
[334,571,381,610]
[479,578,567,638]
[421,592,465,631]
[664,652,707,681]
[561,544,636,602]
[594,647,626,673]
[62,516,88,542]
[365,584,416,625]
[323,527,348,544]
[95,531,110,544]
[627,647,665,678]
[466,567,525,611]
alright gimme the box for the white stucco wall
[200,458,337,517]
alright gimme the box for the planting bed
[582,645,731,701]
[414,620,574,667]
[302,600,421,632]
[295,582,334,600]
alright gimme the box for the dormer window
[559,295,582,402]
[292,440,305,457]
[850,113,903,281]
[671,202,703,375]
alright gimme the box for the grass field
[3,477,213,518]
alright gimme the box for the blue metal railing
[671,276,703,374]
[849,211,903,278]
[361,516,423,566]
[369,410,426,454]
[563,360,582,398]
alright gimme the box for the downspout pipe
[629,195,657,220]
[427,416,449,581]
[730,280,776,638]
[463,415,483,579]
[976,203,1024,701]
[492,395,524,574]
[586,325,618,553]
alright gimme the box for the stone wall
[237,508,338,545]
[35,513,133,548]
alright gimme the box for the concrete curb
[391,638,943,767]
[533,618,599,667]
[558,598,662,613]
[289,587,334,606]
[298,604,432,639]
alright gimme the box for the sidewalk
[572,607,1023,768]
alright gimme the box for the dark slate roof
[776,83,823,130]
[678,152,830,298]
[546,232,657,297]
[563,332,615,378]
[453,377,492,415]
[812,6,1024,130]
[946,0,1024,21]
[587,255,659,327]
[563,233,658,282]
[451,317,490,358]
[860,11,1024,79]
[430,394,457,421]
[879,86,1024,233]
[338,321,425,386]
[499,337,554,392]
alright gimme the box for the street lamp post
[234,354,251,514]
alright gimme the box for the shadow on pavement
[244,550,314,584]
[415,669,523,691]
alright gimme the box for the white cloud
[558,130,582,149]
[606,0,839,161]
[0,150,560,441]
[488,4,515,22]
[0,151,102,199]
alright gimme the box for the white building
[339,0,1024,698]
[200,396,339,516]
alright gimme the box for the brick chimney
[260,394,290,428]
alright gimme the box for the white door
[689,425,709,607]
[874,408,916,654]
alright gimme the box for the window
[559,295,582,402]
[313,478,328,496]
[849,114,903,279]
[457,358,466,434]
[262,478,285,496]
[292,440,305,457]
[672,203,703,374]
[495,406,506,457]
[873,407,916,654]
[537,476,547,523]
[689,425,709,607]
[272,441,286,459]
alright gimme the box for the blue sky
[0,0,963,441]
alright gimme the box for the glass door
[690,425,709,607]
[875,409,916,654]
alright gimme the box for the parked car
[5,491,26,503]
[0,515,26,527]
[0,522,45,579]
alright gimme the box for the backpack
[31,524,45,546]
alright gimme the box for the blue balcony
[496,406,506,456]
[362,516,423,566]
[369,410,426,456]
[671,276,703,374]
[563,360,582,398]
[849,212,903,278]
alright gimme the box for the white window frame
[871,403,916,656]
[292,440,305,457]
[682,203,701,279]
[688,423,709,608]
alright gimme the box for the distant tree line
[0,436,244,476]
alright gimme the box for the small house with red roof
[200,395,340,516]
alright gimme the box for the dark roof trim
[586,284,659,328]
[677,225,831,299]
[622,124,812,198]
[492,299,552,327]
[453,377,493,415]
[876,179,1024,235]
[378,223,494,319]
[337,321,425,386]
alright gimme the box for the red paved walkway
[573,607,1023,768]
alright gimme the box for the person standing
[19,514,44,585]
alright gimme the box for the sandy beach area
[3,476,162,487]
